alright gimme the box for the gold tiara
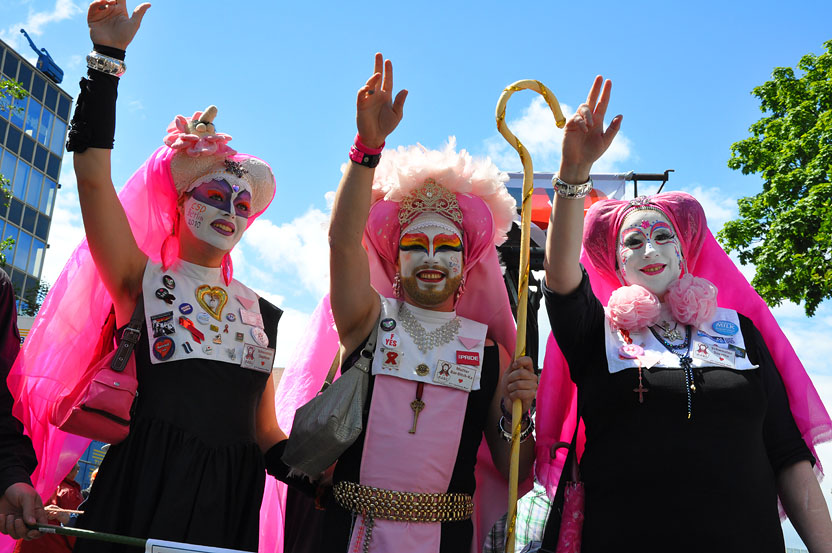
[398,178,463,227]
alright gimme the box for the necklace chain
[398,303,461,354]
[648,325,696,419]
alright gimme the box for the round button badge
[415,363,430,377]
[152,337,175,361]
[179,303,193,315]
[197,313,211,325]
[618,344,644,359]
[380,318,396,332]
[251,327,270,347]
[226,313,237,322]
[162,274,176,290]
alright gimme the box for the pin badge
[251,327,270,347]
[202,344,215,355]
[213,334,222,345]
[162,275,176,290]
[415,363,430,377]
[182,342,193,354]
[155,288,175,304]
[226,313,237,322]
[235,332,245,342]
[226,348,237,361]
[152,337,175,361]
[179,303,194,315]
[380,318,396,332]
[150,311,176,338]
[209,324,219,332]
[197,313,211,325]
[711,320,739,336]
[619,344,644,359]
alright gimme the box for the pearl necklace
[398,303,461,354]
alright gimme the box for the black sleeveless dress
[74,298,281,553]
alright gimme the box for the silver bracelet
[498,415,534,443]
[86,51,126,77]
[552,175,593,199]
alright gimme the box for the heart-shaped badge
[195,285,228,321]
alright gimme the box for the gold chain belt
[332,481,474,523]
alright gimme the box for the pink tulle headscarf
[4,111,275,553]
[270,142,521,553]
[536,191,832,504]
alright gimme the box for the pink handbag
[554,464,585,553]
[51,300,144,444]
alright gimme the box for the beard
[401,272,463,307]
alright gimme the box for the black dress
[318,344,499,553]
[543,269,813,553]
[74,298,281,553]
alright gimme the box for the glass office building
[0,37,71,307]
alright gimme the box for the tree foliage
[718,40,832,316]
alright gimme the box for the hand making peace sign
[356,53,408,149]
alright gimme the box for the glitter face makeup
[617,210,682,296]
[183,179,251,250]
[398,220,464,308]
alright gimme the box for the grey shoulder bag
[281,319,379,478]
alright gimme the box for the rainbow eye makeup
[399,232,429,251]
[433,233,463,252]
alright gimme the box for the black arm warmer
[65,45,125,153]
[264,440,317,496]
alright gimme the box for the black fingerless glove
[264,440,316,497]
[66,45,125,153]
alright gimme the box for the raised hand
[356,53,408,149]
[559,76,622,183]
[87,0,151,50]
[501,356,538,415]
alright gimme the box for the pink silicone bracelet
[354,134,384,155]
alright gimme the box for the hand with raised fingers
[356,53,408,149]
[559,76,622,183]
[0,483,47,540]
[501,355,538,415]
[88,0,151,50]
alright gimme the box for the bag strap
[539,392,583,552]
[110,295,145,373]
[319,315,381,393]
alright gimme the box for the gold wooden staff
[495,80,565,553]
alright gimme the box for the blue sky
[3,0,832,547]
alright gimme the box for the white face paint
[183,178,251,251]
[398,217,464,308]
[617,210,683,297]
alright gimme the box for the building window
[30,74,45,103]
[46,153,59,180]
[1,147,15,182]
[6,125,21,154]
[44,85,57,113]
[35,214,49,239]
[57,95,70,121]
[50,117,66,154]
[38,108,53,147]
[24,99,40,138]
[40,178,56,215]
[26,170,42,207]
[22,206,36,234]
[8,199,23,226]
[20,135,35,164]
[33,144,47,172]
[12,229,31,271]
[2,55,18,80]
[29,238,44,276]
[12,160,28,199]
[9,95,25,129]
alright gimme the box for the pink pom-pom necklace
[607,274,718,418]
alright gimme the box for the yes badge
[432,360,476,392]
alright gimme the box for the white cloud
[239,204,331,299]
[687,185,737,231]
[485,96,633,173]
[0,0,81,61]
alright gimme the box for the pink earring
[454,274,466,303]
[392,272,403,298]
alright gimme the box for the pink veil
[5,139,276,552]
[535,192,832,501]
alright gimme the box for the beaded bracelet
[498,415,534,443]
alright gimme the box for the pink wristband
[354,134,384,155]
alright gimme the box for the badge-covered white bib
[605,307,757,373]
[371,296,487,392]
[142,259,273,372]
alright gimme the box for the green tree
[718,40,832,316]
[17,279,50,317]
[0,78,27,266]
